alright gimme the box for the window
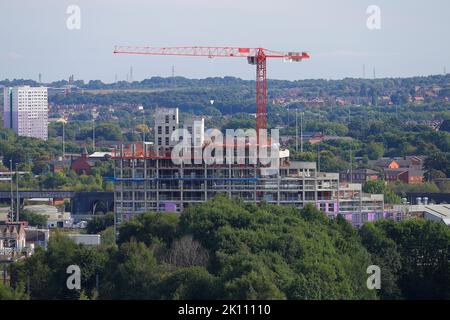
[165,137,169,145]
[165,126,169,134]
[158,137,162,146]
[157,126,162,134]
[165,115,169,124]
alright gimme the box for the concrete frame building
[113,109,384,226]
[154,107,179,151]
[183,116,205,147]
[113,144,384,226]
[3,86,48,140]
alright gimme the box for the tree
[10,234,107,300]
[164,235,209,269]
[181,196,377,300]
[20,210,48,228]
[0,283,27,300]
[99,226,117,249]
[32,160,49,175]
[319,150,349,172]
[118,212,179,247]
[101,241,164,299]
[40,172,69,189]
[86,213,114,234]
[366,142,384,160]
[439,119,450,132]
[160,267,218,300]
[424,151,450,177]
[8,194,450,300]
[361,219,450,300]
[295,151,316,162]
[94,123,122,141]
[135,123,150,134]
[363,180,401,204]
[359,222,402,299]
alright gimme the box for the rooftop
[394,204,450,226]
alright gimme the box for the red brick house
[70,148,94,175]
[384,169,424,184]
[368,156,425,184]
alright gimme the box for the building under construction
[113,108,384,227]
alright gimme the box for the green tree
[359,222,402,299]
[361,219,450,299]
[20,210,48,228]
[118,212,179,247]
[180,196,377,300]
[10,234,107,300]
[424,151,450,177]
[99,226,117,249]
[363,180,401,204]
[439,119,450,132]
[101,241,164,299]
[86,213,114,234]
[366,142,384,160]
[161,267,218,299]
[0,283,27,300]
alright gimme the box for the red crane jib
[113,45,310,136]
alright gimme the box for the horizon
[1,72,449,85]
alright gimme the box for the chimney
[416,197,422,205]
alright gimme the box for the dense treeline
[3,196,450,300]
[360,219,450,299]
[2,74,449,96]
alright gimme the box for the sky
[0,0,449,82]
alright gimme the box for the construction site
[112,107,385,227]
[111,46,385,226]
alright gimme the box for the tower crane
[113,45,310,138]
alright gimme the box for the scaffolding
[112,142,384,225]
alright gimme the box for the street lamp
[295,108,298,152]
[9,160,14,222]
[300,111,304,153]
[15,163,19,222]
[56,118,67,158]
[139,106,145,153]
[92,118,96,152]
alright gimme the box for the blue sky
[1,0,449,82]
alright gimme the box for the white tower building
[3,86,48,140]
[154,107,179,151]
